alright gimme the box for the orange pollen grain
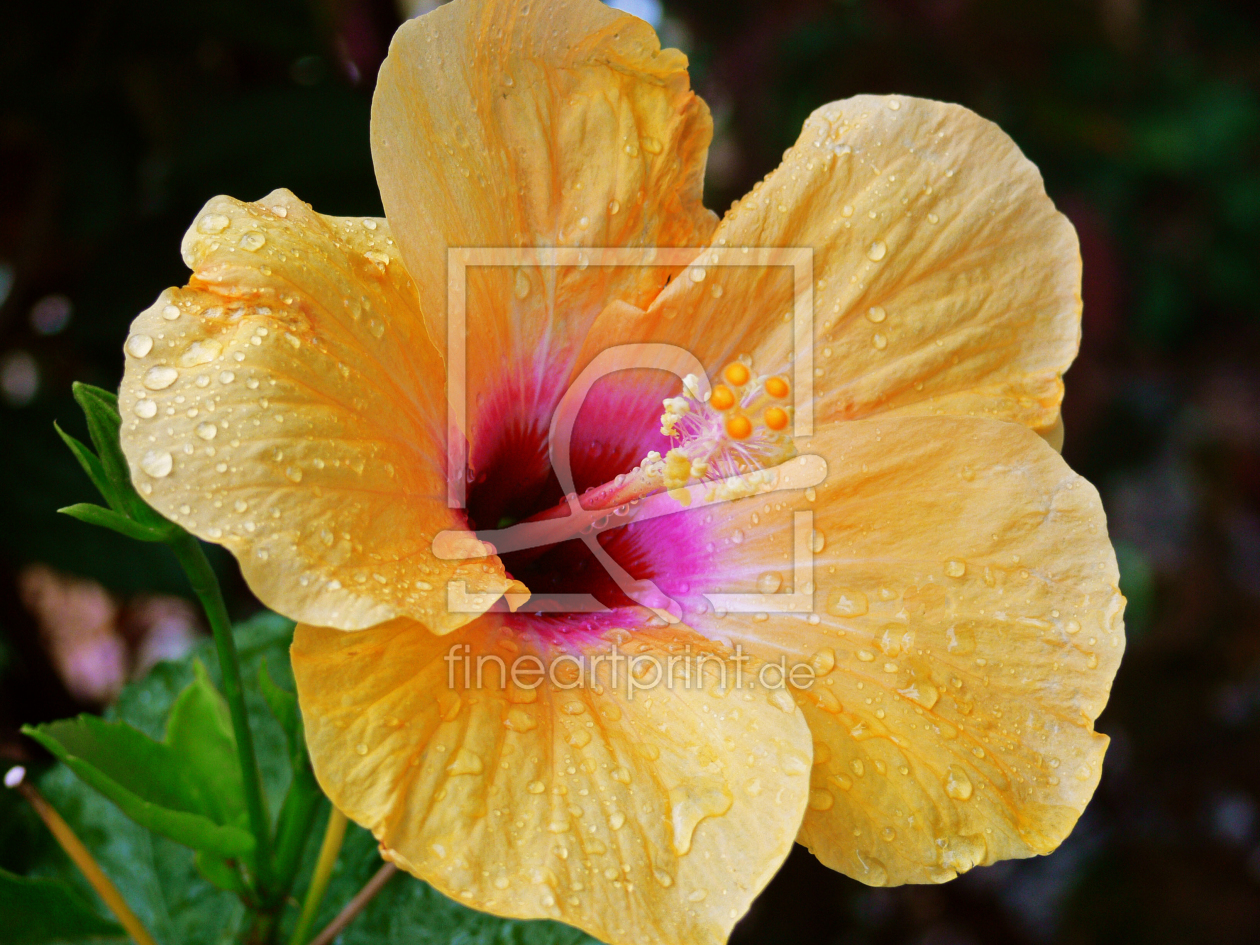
[764,376,790,399]
[764,406,789,431]
[726,414,753,440]
[723,362,751,387]
[709,385,736,411]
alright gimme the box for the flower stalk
[56,384,279,907]
[287,808,348,945]
[6,766,159,945]
[167,531,275,900]
[308,863,397,945]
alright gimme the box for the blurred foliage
[1,0,1259,943]
[7,612,597,945]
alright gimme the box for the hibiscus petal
[372,0,717,485]
[118,189,510,633]
[291,617,812,945]
[585,95,1080,437]
[658,416,1122,885]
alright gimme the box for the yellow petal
[118,189,510,633]
[372,0,717,468]
[291,617,812,945]
[585,95,1079,437]
[674,416,1122,885]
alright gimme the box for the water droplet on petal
[238,231,266,252]
[197,213,230,235]
[143,365,178,390]
[195,422,217,441]
[447,747,483,776]
[285,466,303,483]
[862,857,889,886]
[811,648,836,674]
[179,340,222,367]
[126,334,153,357]
[945,765,973,800]
[141,450,173,478]
[514,270,531,299]
[826,587,868,617]
[809,789,834,811]
[945,559,967,578]
[161,304,180,320]
[769,689,796,713]
[866,306,886,323]
[866,240,887,262]
[504,707,537,732]
[668,780,733,854]
[757,571,783,594]
[133,398,157,419]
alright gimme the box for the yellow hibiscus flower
[116,0,1124,942]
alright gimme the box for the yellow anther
[764,406,789,431]
[723,362,750,387]
[663,449,693,490]
[764,376,790,399]
[725,414,753,440]
[709,385,736,411]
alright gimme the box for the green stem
[168,533,274,898]
[288,809,348,945]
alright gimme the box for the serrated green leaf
[58,504,170,543]
[24,710,254,860]
[0,866,125,943]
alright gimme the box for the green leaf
[195,851,247,895]
[57,504,171,543]
[61,382,175,534]
[71,384,128,497]
[23,671,256,860]
[260,658,324,890]
[53,424,123,514]
[259,659,302,767]
[27,612,601,945]
[0,866,124,943]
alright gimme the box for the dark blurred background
[1,0,1258,942]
